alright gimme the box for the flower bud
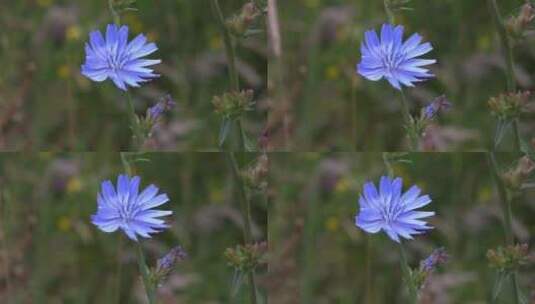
[412,247,449,290]
[420,247,449,273]
[421,95,452,120]
[152,245,188,286]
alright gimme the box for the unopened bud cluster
[212,90,254,120]
[502,155,535,191]
[487,243,530,273]
[506,2,535,40]
[488,91,531,120]
[225,3,261,38]
[224,241,267,273]
[242,154,269,192]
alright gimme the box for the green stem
[125,92,143,150]
[0,181,12,303]
[488,152,513,244]
[365,235,373,304]
[136,243,156,304]
[384,0,396,23]
[114,235,123,304]
[237,119,247,151]
[488,152,522,304]
[512,119,521,152]
[351,76,358,151]
[108,0,120,25]
[120,152,133,176]
[226,152,258,304]
[399,90,418,150]
[488,0,516,92]
[488,0,521,151]
[211,0,247,151]
[382,152,394,177]
[211,0,240,91]
[398,243,417,304]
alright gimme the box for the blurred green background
[270,0,535,151]
[267,152,535,303]
[0,153,267,303]
[0,0,266,151]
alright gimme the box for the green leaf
[219,118,233,148]
[494,119,511,149]
[491,271,507,301]
[230,269,244,298]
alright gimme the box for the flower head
[355,176,434,242]
[91,174,172,241]
[357,23,436,90]
[81,24,160,91]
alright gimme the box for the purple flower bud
[147,94,176,121]
[157,245,188,273]
[420,247,449,273]
[423,95,451,120]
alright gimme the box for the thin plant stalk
[211,0,247,150]
[108,0,120,25]
[487,152,522,304]
[365,235,373,304]
[125,92,143,149]
[226,152,258,304]
[488,0,521,151]
[136,243,156,304]
[398,243,417,304]
[0,181,12,303]
[384,0,396,24]
[400,90,418,150]
[351,76,358,151]
[114,235,123,304]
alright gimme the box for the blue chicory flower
[355,176,434,242]
[81,24,161,91]
[357,23,436,90]
[91,174,172,241]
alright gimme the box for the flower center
[378,197,403,224]
[380,47,404,76]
